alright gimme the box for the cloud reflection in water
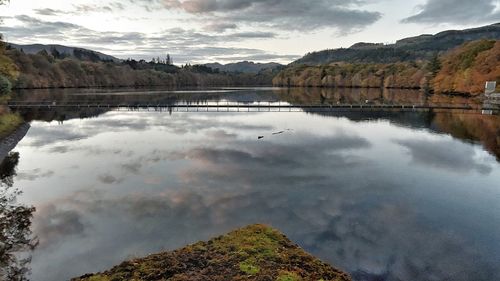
[12,110,500,281]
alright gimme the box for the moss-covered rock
[73,224,351,281]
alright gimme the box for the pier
[6,100,498,113]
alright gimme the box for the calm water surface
[2,87,500,281]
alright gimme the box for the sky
[0,0,499,64]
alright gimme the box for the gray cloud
[160,0,382,32]
[20,124,87,147]
[205,130,237,140]
[1,15,291,63]
[18,107,500,281]
[97,173,124,184]
[34,205,86,248]
[34,8,66,16]
[202,22,237,32]
[28,129,498,281]
[227,31,276,39]
[395,138,493,174]
[402,0,500,24]
[34,3,125,16]
[73,2,125,13]
[16,169,55,181]
[0,15,95,43]
[121,163,143,174]
[213,53,299,62]
[48,146,70,154]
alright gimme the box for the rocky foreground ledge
[73,224,351,281]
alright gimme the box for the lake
[1,87,500,281]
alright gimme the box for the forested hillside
[2,48,277,89]
[273,62,429,89]
[0,39,18,95]
[274,40,500,95]
[295,23,500,65]
[8,43,120,62]
[433,40,500,94]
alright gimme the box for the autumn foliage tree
[0,38,19,95]
[274,40,500,96]
[433,40,500,95]
[0,0,20,95]
[273,62,429,89]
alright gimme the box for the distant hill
[274,39,500,95]
[204,61,283,73]
[294,23,500,65]
[6,43,120,62]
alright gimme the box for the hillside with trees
[8,43,120,62]
[433,40,500,94]
[0,39,18,95]
[294,23,500,65]
[274,39,500,95]
[273,61,429,89]
[1,47,277,89]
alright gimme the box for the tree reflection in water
[0,152,38,281]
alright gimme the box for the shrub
[0,74,11,95]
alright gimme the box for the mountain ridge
[204,61,283,73]
[294,22,500,65]
[7,43,283,71]
[7,43,121,62]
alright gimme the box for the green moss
[85,275,110,281]
[211,224,282,261]
[73,224,351,281]
[277,271,302,281]
[0,113,23,139]
[239,258,260,275]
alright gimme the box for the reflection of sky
[12,111,500,281]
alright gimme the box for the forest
[0,43,277,91]
[0,39,18,95]
[1,34,499,96]
[294,23,500,65]
[273,40,500,95]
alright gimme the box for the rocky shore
[0,121,29,159]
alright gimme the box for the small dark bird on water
[258,136,264,140]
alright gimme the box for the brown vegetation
[274,40,500,96]
[0,112,23,139]
[273,62,429,89]
[432,112,500,161]
[433,40,500,95]
[0,40,19,95]
[73,224,351,281]
[3,49,275,89]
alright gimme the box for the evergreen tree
[427,53,441,76]
[50,47,62,59]
[320,68,327,79]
